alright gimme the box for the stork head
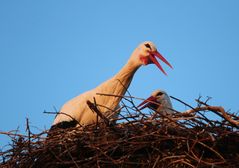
[132,41,173,75]
[137,89,172,110]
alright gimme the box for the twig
[87,100,110,126]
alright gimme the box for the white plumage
[52,41,172,127]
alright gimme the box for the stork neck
[114,59,140,85]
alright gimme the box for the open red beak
[137,96,157,110]
[149,51,173,75]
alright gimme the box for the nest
[0,95,239,168]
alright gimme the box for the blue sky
[0,1,239,147]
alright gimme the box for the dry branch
[1,95,239,168]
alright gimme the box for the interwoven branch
[0,95,238,168]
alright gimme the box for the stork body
[52,42,172,127]
[138,89,173,117]
[53,62,138,126]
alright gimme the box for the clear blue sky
[0,1,239,147]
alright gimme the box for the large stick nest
[1,95,239,168]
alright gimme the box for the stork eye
[156,92,164,96]
[144,43,152,50]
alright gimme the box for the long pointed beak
[149,51,173,75]
[137,96,157,110]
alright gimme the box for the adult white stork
[52,41,173,129]
[137,89,173,117]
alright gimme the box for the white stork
[137,89,173,117]
[52,41,173,129]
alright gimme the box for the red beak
[149,51,173,75]
[137,96,157,110]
